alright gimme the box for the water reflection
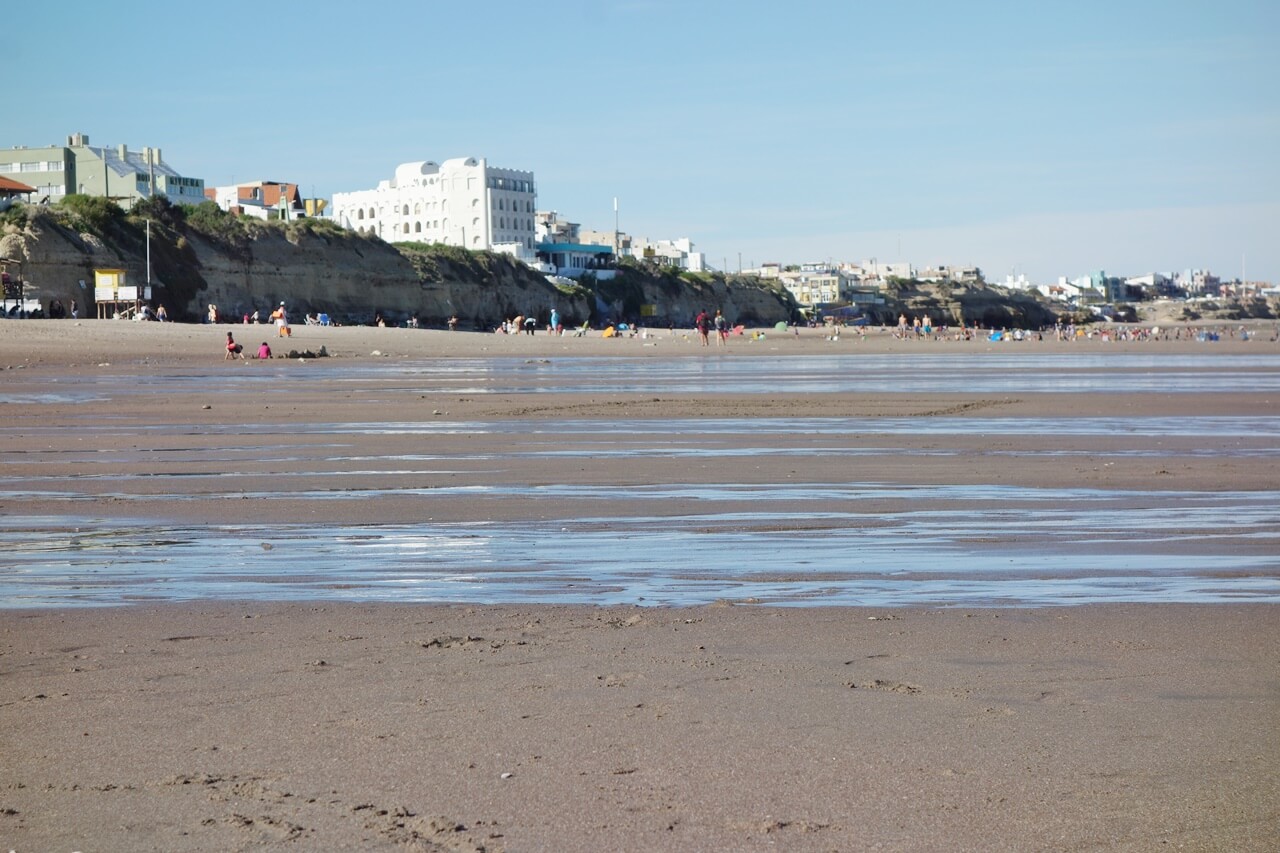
[4,485,1277,608]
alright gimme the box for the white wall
[332,158,536,250]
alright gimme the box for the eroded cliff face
[1,207,795,328]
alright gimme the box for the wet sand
[1,320,1278,850]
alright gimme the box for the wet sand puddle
[0,416,1276,489]
[6,352,1280,398]
[3,483,1277,608]
[2,354,1277,608]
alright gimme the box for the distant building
[205,181,312,220]
[1175,269,1220,295]
[854,260,914,281]
[919,264,982,283]
[777,266,857,308]
[627,236,706,272]
[0,132,205,207]
[331,158,536,251]
[0,176,36,211]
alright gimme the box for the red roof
[0,176,37,193]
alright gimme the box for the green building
[0,131,205,208]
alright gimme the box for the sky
[10,0,1279,282]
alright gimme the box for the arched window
[414,203,421,214]
[368,207,375,218]
[357,209,364,220]
[415,222,421,232]
[403,204,410,215]
[403,223,409,234]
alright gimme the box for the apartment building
[331,158,536,251]
[0,132,205,207]
[205,181,307,220]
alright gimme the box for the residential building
[330,158,536,251]
[778,266,856,308]
[535,211,579,244]
[919,264,983,283]
[0,132,205,207]
[205,181,308,220]
[628,236,706,272]
[1176,269,1220,295]
[0,176,36,212]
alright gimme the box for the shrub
[57,194,124,233]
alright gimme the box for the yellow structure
[93,268,149,318]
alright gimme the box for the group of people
[225,332,272,361]
[493,308,565,336]
[694,309,731,346]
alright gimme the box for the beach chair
[318,313,331,326]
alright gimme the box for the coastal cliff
[0,199,798,328]
[1,197,1119,331]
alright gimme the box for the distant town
[2,131,1275,318]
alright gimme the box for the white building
[205,181,307,220]
[331,158,536,250]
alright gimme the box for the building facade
[331,158,536,251]
[0,132,205,207]
[205,181,307,220]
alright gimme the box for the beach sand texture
[1,320,1278,851]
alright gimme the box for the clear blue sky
[11,0,1278,282]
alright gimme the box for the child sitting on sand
[257,342,272,360]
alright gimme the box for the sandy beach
[1,320,1278,851]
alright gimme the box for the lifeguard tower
[94,268,151,319]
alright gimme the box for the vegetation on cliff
[12,197,1237,330]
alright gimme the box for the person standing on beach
[695,310,711,346]
[70,298,78,320]
[549,308,560,335]
[273,302,291,337]
[714,309,727,346]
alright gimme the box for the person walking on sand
[714,309,728,346]
[695,310,711,346]
[225,332,245,360]
[273,302,291,337]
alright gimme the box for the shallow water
[7,352,1280,399]
[3,483,1277,608]
[3,354,1278,608]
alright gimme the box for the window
[415,222,421,232]
[358,209,364,220]
[403,223,409,234]
[403,204,410,215]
